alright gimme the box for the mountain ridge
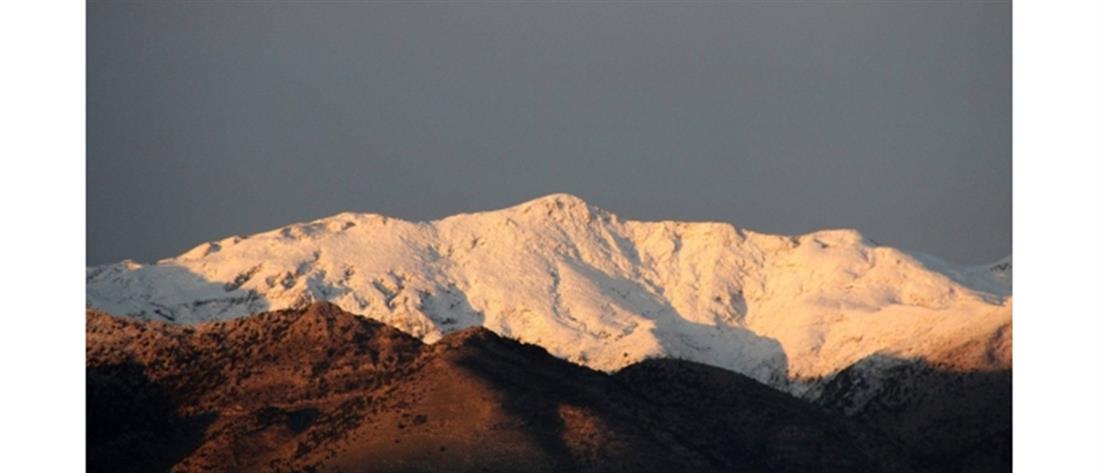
[86,193,1011,396]
[87,303,922,473]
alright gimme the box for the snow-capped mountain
[86,194,1011,393]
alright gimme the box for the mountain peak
[525,192,589,205]
[516,193,595,212]
[508,193,614,224]
[86,195,1011,393]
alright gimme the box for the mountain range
[87,194,1012,398]
[86,194,1011,472]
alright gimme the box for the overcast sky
[88,1,1010,266]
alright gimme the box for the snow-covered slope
[86,194,1011,392]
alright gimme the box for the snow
[86,193,1012,393]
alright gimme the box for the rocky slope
[817,354,1011,473]
[87,303,920,473]
[86,194,1012,395]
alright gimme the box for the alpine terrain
[86,194,1012,471]
[87,194,1011,391]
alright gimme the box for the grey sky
[87,1,1010,266]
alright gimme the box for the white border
[1,1,1099,471]
[0,1,87,471]
[1015,0,1100,471]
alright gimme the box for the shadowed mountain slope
[88,303,916,473]
[817,356,1011,473]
